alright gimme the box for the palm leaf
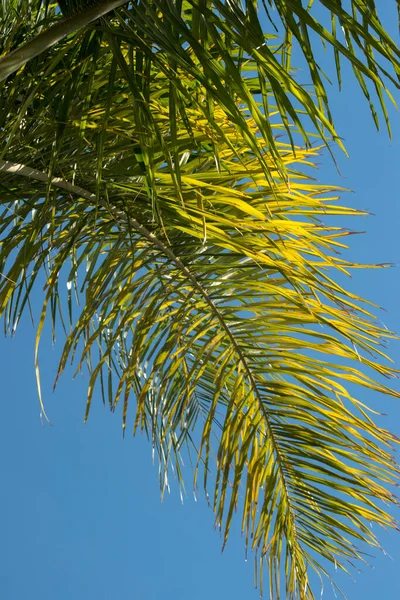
[1,1,399,174]
[0,3,399,599]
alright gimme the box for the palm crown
[0,2,399,599]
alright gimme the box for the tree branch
[0,0,128,82]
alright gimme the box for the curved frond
[0,3,399,599]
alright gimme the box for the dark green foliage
[58,0,105,17]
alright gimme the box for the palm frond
[1,0,399,177]
[0,18,399,597]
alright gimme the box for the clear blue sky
[1,4,400,600]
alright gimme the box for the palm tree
[0,2,399,598]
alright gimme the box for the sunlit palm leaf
[0,3,399,600]
[1,1,399,173]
